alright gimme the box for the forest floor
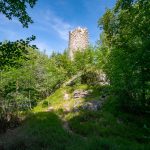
[0,84,150,150]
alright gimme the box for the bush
[42,101,49,108]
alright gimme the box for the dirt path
[62,119,74,134]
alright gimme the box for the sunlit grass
[1,84,150,150]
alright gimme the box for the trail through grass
[0,84,150,150]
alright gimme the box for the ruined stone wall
[68,27,89,60]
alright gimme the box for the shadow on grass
[1,109,150,150]
[67,103,150,150]
[65,84,150,149]
[1,84,150,150]
[1,112,84,150]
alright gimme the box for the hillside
[0,0,150,149]
[1,84,150,150]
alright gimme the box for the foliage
[72,47,105,85]
[0,0,37,27]
[0,35,36,70]
[1,2,150,149]
[1,84,150,149]
[0,48,74,132]
[98,0,150,112]
[73,47,95,71]
[0,0,37,71]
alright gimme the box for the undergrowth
[0,84,150,150]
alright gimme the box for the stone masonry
[68,27,89,60]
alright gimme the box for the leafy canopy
[98,0,150,112]
[0,35,36,70]
[0,0,37,27]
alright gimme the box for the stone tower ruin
[68,27,89,60]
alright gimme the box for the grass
[0,84,150,150]
[1,112,84,150]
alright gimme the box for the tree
[0,35,36,70]
[0,0,38,132]
[98,0,150,112]
[0,0,38,70]
[0,0,37,28]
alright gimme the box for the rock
[73,100,81,107]
[73,90,91,99]
[64,93,69,100]
[47,106,54,112]
[73,100,82,112]
[73,107,80,112]
[63,103,71,112]
[81,100,101,111]
[72,99,104,112]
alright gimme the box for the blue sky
[0,0,116,55]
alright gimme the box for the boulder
[47,106,54,112]
[81,100,101,111]
[73,90,92,99]
[64,93,69,100]
[72,100,102,112]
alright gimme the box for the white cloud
[0,9,73,53]
[36,10,74,41]
[0,9,74,41]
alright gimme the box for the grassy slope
[0,84,150,150]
